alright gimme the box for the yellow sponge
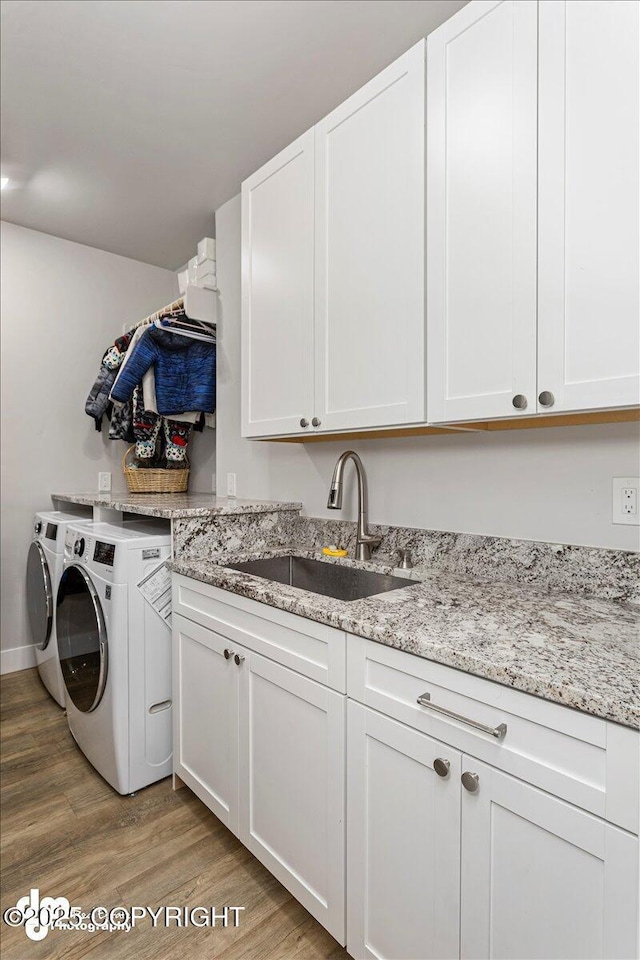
[322,546,348,558]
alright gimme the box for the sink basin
[225,555,417,602]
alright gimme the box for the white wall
[0,222,180,670]
[215,194,640,553]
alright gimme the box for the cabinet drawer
[173,575,346,691]
[347,635,639,833]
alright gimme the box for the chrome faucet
[327,451,381,561]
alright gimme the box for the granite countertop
[51,493,302,520]
[170,546,640,729]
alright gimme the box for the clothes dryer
[56,520,172,794]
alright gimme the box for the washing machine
[26,510,92,706]
[56,519,173,794]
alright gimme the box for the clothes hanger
[154,317,216,343]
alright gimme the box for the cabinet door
[461,758,639,960]
[241,129,315,437]
[427,1,538,423]
[238,651,346,944]
[537,0,640,413]
[172,614,239,834]
[347,702,461,960]
[314,41,426,432]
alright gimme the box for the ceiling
[1,0,467,269]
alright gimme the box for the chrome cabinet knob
[433,758,450,779]
[300,418,309,428]
[461,771,480,793]
[538,390,555,407]
[512,394,527,410]
[312,417,321,427]
[223,648,233,660]
[234,653,245,666]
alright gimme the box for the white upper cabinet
[537,0,640,414]
[241,130,315,437]
[242,0,639,437]
[241,43,426,438]
[314,41,426,432]
[428,0,640,424]
[427,0,539,423]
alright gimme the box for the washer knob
[74,537,85,557]
[34,521,42,535]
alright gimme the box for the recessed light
[0,178,8,190]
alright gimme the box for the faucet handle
[395,548,413,570]
[360,533,382,547]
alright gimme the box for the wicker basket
[122,445,190,494]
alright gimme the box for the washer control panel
[93,541,116,567]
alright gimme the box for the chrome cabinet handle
[234,653,245,666]
[538,390,555,407]
[512,394,527,410]
[312,417,321,427]
[433,758,450,779]
[461,771,480,793]
[300,418,309,428]
[417,692,507,740]
[223,649,233,660]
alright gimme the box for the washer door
[56,565,108,712]
[26,541,53,651]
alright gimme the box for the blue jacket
[111,327,216,416]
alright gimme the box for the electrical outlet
[622,487,637,515]
[226,472,237,498]
[98,472,112,492]
[612,477,640,525]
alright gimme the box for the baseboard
[1,644,37,675]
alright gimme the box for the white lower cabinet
[346,636,639,960]
[347,702,461,960]
[238,650,346,941]
[172,607,346,945]
[173,614,240,833]
[174,584,639,960]
[346,708,639,960]
[460,758,640,960]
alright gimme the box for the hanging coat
[110,327,216,416]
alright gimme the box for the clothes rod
[126,284,217,333]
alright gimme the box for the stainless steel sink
[225,555,417,602]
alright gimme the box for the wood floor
[0,668,349,960]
